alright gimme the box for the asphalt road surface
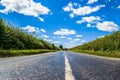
[0,51,120,80]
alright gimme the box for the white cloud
[42,35,50,38]
[76,20,84,24]
[70,39,86,43]
[63,2,105,16]
[53,29,76,36]
[0,0,50,22]
[74,38,81,41]
[96,21,119,32]
[22,25,39,33]
[59,36,66,39]
[117,5,120,8]
[63,6,71,12]
[69,13,74,18]
[97,35,104,38]
[76,16,101,24]
[53,37,56,39]
[52,41,60,44]
[76,35,83,37]
[87,0,98,4]
[40,29,46,33]
[87,23,91,27]
[78,5,105,16]
[70,38,81,43]
[81,40,86,43]
[63,2,73,12]
[38,17,44,22]
[73,3,79,6]
[76,5,105,15]
[67,37,72,40]
[44,39,52,42]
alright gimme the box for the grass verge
[0,49,58,58]
[70,50,120,58]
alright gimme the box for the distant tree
[52,44,56,50]
[59,45,63,50]
[64,48,68,51]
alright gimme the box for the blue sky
[0,0,120,48]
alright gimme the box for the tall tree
[59,45,63,50]
[0,19,59,50]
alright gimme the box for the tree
[59,45,63,50]
[52,44,56,50]
[0,19,59,50]
[71,31,120,52]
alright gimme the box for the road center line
[65,55,75,80]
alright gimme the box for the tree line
[0,19,59,50]
[71,31,120,52]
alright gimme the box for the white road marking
[65,55,75,80]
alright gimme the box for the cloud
[117,5,120,8]
[53,29,76,36]
[42,35,50,38]
[52,41,60,44]
[59,36,66,39]
[87,23,91,27]
[76,16,101,24]
[67,37,72,40]
[63,2,73,12]
[0,0,50,22]
[81,40,86,43]
[63,2,105,16]
[74,5,105,16]
[87,0,98,4]
[40,29,46,33]
[96,21,119,32]
[97,35,105,38]
[73,3,80,6]
[76,35,83,37]
[22,25,39,33]
[70,39,84,45]
[38,17,44,22]
[69,13,74,18]
[70,38,81,43]
[74,38,81,41]
[44,39,52,42]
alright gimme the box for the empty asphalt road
[0,51,120,80]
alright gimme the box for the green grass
[70,50,120,58]
[0,49,58,58]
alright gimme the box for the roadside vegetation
[70,31,120,58]
[0,19,59,57]
[0,49,58,57]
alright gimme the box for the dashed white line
[65,55,75,80]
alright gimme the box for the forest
[71,31,120,57]
[0,19,59,57]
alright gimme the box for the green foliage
[52,44,56,50]
[0,49,57,57]
[0,19,59,50]
[70,50,120,58]
[71,31,120,52]
[59,45,63,50]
